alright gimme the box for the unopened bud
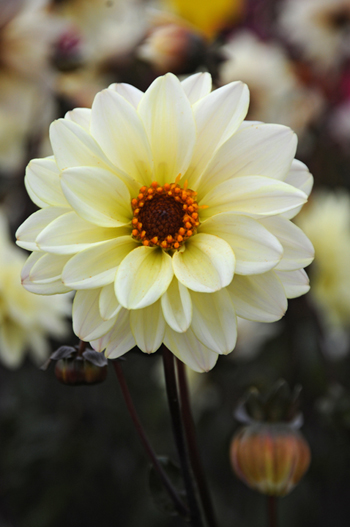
[230,422,310,497]
[55,356,107,385]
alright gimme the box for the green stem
[112,360,188,519]
[162,346,204,527]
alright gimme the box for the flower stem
[176,359,218,527]
[162,345,204,527]
[77,339,87,357]
[112,360,189,519]
[267,496,278,527]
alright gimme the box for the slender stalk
[162,346,204,527]
[267,496,278,527]
[176,359,218,527]
[112,360,188,519]
[77,339,87,356]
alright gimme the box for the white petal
[138,73,196,185]
[25,179,49,209]
[36,211,128,254]
[198,123,297,198]
[259,216,314,271]
[227,272,287,322]
[25,157,69,208]
[60,166,131,227]
[91,89,153,186]
[116,246,174,309]
[200,213,283,275]
[64,108,91,130]
[181,72,212,105]
[274,269,310,298]
[108,82,143,108]
[50,118,114,171]
[164,327,219,372]
[16,207,70,251]
[29,252,71,283]
[130,300,166,353]
[282,160,314,219]
[21,252,72,294]
[62,237,138,289]
[73,289,117,341]
[91,308,135,358]
[161,277,192,332]
[186,81,249,187]
[99,283,122,321]
[190,289,237,354]
[172,233,235,292]
[199,176,307,220]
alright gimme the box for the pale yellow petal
[116,246,174,309]
[73,289,117,341]
[161,276,192,333]
[172,233,235,292]
[99,283,122,321]
[130,300,166,353]
[164,327,219,372]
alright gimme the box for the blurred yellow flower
[296,190,350,331]
[164,0,244,39]
[17,73,313,372]
[0,211,71,369]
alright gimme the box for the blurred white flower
[17,72,314,372]
[0,0,60,174]
[278,0,350,71]
[219,31,324,138]
[296,190,350,358]
[0,211,71,369]
[52,0,147,107]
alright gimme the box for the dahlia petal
[200,213,283,275]
[29,252,71,283]
[21,252,72,294]
[0,324,25,369]
[108,82,143,108]
[274,269,310,299]
[116,246,174,309]
[130,300,166,353]
[199,176,307,220]
[91,308,135,358]
[138,73,196,185]
[91,89,153,186]
[199,124,297,198]
[99,283,122,321]
[16,207,70,251]
[282,160,314,219]
[227,272,287,322]
[259,216,314,271]
[181,72,212,104]
[191,289,237,354]
[164,327,219,372]
[161,277,192,333]
[173,233,235,293]
[36,211,127,254]
[25,157,69,208]
[73,289,117,341]
[50,118,114,171]
[25,179,48,209]
[62,237,138,289]
[186,81,249,188]
[60,166,131,227]
[64,108,91,130]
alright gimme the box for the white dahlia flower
[0,211,71,369]
[16,73,314,372]
[278,0,350,71]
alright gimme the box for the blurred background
[1,0,350,525]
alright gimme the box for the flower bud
[137,21,206,74]
[54,356,107,385]
[230,423,311,496]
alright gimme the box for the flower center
[131,178,200,249]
